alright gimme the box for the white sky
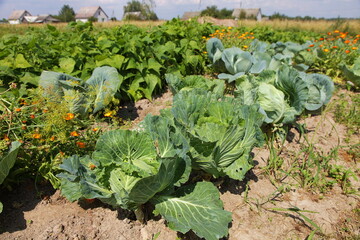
[0,0,359,20]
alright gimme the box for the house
[181,11,201,20]
[24,15,60,24]
[123,11,145,20]
[8,10,32,24]
[232,8,262,21]
[75,6,109,22]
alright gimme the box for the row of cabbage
[54,41,336,239]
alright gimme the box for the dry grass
[236,19,360,34]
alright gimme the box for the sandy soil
[0,88,359,240]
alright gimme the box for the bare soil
[0,89,359,240]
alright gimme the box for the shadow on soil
[0,180,55,234]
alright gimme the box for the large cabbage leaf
[257,82,287,124]
[86,66,123,114]
[152,182,232,240]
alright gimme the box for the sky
[0,0,359,20]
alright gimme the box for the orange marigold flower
[307,49,311,51]
[352,47,358,50]
[64,113,75,120]
[15,108,21,112]
[70,131,79,137]
[332,46,338,49]
[345,50,350,54]
[32,133,41,139]
[319,38,324,41]
[104,111,113,117]
[21,125,27,130]
[18,140,24,143]
[344,40,350,44]
[319,44,323,48]
[92,128,99,132]
[76,142,86,148]
[22,120,27,123]
[43,109,48,113]
[327,32,332,35]
[50,136,56,141]
[89,164,96,170]
[30,114,35,119]
[308,44,314,47]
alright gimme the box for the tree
[200,5,233,19]
[123,0,158,20]
[57,5,75,22]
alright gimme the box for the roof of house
[8,10,31,20]
[75,6,108,19]
[181,11,201,20]
[24,15,60,23]
[232,8,261,18]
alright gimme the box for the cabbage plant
[39,66,122,116]
[58,129,232,240]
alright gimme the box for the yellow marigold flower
[228,26,232,30]
[243,45,248,49]
[92,128,99,132]
[104,111,114,117]
[32,133,41,139]
[323,49,329,52]
[76,142,86,148]
[202,36,206,39]
[203,51,207,54]
[64,113,75,120]
[352,47,358,50]
[334,30,340,33]
[70,131,79,137]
